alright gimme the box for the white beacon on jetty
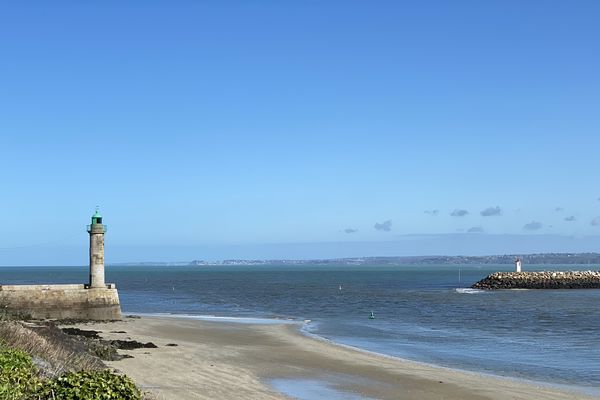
[515,257,522,273]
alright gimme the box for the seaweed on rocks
[110,340,158,350]
[61,327,102,339]
[60,325,158,357]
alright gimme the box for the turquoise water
[1,264,599,393]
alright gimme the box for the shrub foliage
[0,347,40,399]
[38,370,142,400]
[0,344,141,400]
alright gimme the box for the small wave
[131,312,301,325]
[455,288,486,294]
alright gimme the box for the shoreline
[136,312,599,397]
[66,315,596,400]
[297,321,599,398]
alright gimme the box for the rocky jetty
[471,271,600,289]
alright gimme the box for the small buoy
[339,285,342,291]
[369,311,375,320]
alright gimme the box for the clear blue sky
[1,1,599,265]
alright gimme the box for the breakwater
[471,271,600,289]
[0,284,121,320]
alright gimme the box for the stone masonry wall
[0,284,121,320]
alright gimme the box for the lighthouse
[515,257,522,273]
[87,209,107,288]
[0,209,121,320]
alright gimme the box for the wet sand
[71,316,594,400]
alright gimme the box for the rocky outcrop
[471,271,600,289]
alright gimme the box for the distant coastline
[110,252,600,267]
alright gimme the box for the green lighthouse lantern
[87,208,107,234]
[91,209,102,225]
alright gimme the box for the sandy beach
[66,316,595,400]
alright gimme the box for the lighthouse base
[0,284,121,320]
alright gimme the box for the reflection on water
[270,377,376,400]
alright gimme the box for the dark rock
[61,327,102,339]
[110,339,158,350]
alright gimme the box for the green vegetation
[0,327,141,400]
[0,320,104,376]
[37,370,141,400]
[0,347,40,399]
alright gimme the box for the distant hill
[183,253,600,266]
[111,253,600,267]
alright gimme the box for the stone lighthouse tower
[87,209,107,288]
[0,209,120,320]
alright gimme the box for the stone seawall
[0,284,122,320]
[472,271,600,289]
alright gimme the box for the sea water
[1,264,598,393]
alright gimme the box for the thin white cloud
[467,226,484,233]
